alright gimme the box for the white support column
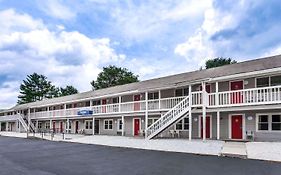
[145,91,148,137]
[122,115,125,136]
[217,111,220,140]
[119,96,122,112]
[67,118,70,134]
[6,122,8,131]
[50,119,52,132]
[36,120,39,132]
[92,117,95,135]
[202,82,206,141]
[215,81,219,106]
[158,90,161,109]
[188,85,192,141]
[28,108,31,136]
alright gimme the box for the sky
[0,0,281,109]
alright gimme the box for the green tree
[59,85,78,96]
[205,57,237,69]
[91,65,139,90]
[18,73,59,104]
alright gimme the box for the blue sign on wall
[77,110,93,116]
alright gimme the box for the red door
[201,116,211,138]
[134,95,141,111]
[230,81,243,104]
[134,118,140,136]
[102,99,107,113]
[60,122,63,133]
[53,121,56,132]
[75,121,79,134]
[231,115,243,139]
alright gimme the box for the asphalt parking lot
[0,136,280,175]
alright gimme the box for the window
[256,77,269,87]
[92,100,101,106]
[271,75,281,86]
[38,122,42,129]
[45,122,50,129]
[104,119,113,130]
[85,121,93,129]
[148,118,158,127]
[148,92,159,100]
[175,88,189,97]
[257,114,281,131]
[175,117,189,130]
[176,120,183,130]
[272,115,281,131]
[258,115,269,131]
[117,119,123,131]
[256,75,281,87]
[112,97,119,104]
[183,118,189,130]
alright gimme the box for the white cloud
[38,0,76,20]
[0,9,124,108]
[109,0,212,42]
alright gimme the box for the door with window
[60,122,63,133]
[200,116,211,138]
[134,118,140,136]
[75,121,79,134]
[134,95,141,111]
[230,81,243,104]
[94,119,100,134]
[102,99,107,113]
[231,115,243,139]
[53,121,56,133]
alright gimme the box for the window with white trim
[104,119,113,130]
[85,121,93,129]
[175,88,189,97]
[272,115,281,131]
[148,92,159,100]
[38,122,42,129]
[256,75,281,87]
[258,115,269,131]
[175,117,189,130]
[148,118,158,127]
[257,114,281,131]
[45,122,50,129]
[117,119,123,131]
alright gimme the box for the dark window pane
[154,92,159,99]
[175,89,183,97]
[272,115,281,122]
[257,77,269,87]
[176,120,182,130]
[183,88,189,96]
[271,75,281,86]
[259,115,268,122]
[112,98,119,104]
[258,123,268,130]
[272,123,281,131]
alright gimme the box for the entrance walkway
[221,142,247,158]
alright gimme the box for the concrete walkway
[221,142,247,158]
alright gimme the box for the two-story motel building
[1,55,281,141]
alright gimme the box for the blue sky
[0,0,281,108]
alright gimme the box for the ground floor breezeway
[1,108,281,142]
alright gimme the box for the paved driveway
[0,136,280,175]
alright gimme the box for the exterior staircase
[146,96,190,139]
[17,113,36,133]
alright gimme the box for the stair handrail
[146,96,190,138]
[17,113,28,131]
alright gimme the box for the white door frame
[198,115,212,139]
[228,114,245,140]
[117,118,122,132]
[94,119,100,134]
[132,118,141,136]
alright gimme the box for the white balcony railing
[208,85,281,107]
[8,85,281,120]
